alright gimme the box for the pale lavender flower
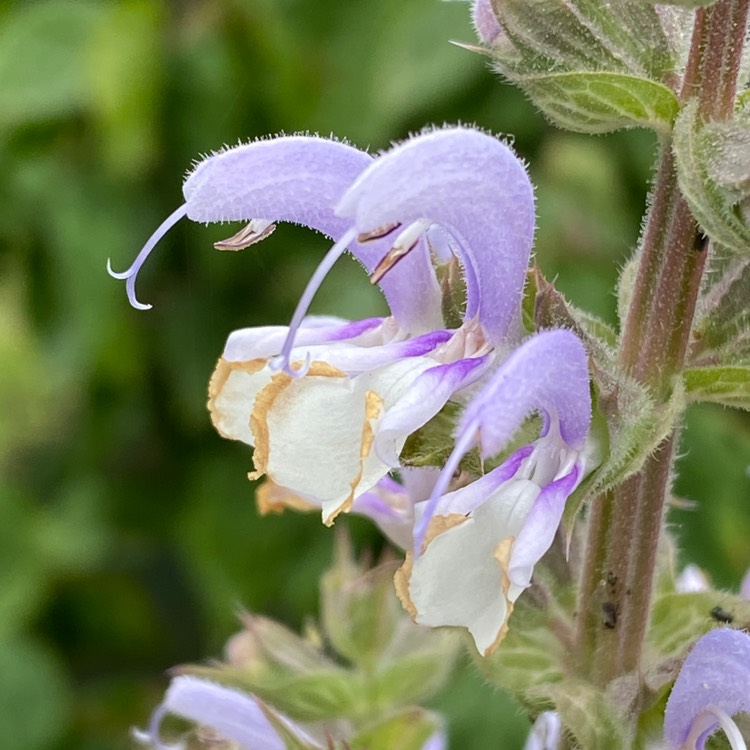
[741,568,750,600]
[471,0,502,44]
[524,711,563,750]
[422,729,449,750]
[111,128,534,523]
[676,564,711,594]
[395,329,592,654]
[138,675,320,750]
[664,628,750,750]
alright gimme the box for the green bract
[673,99,750,254]
[476,0,679,133]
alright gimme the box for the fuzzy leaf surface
[673,100,750,254]
[692,255,750,366]
[507,71,679,134]
[683,365,750,409]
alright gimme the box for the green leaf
[373,630,459,708]
[349,708,443,750]
[320,535,401,668]
[648,591,750,659]
[255,700,321,750]
[673,99,750,254]
[493,0,672,80]
[640,0,719,6]
[684,365,750,409]
[514,71,679,134]
[691,255,750,365]
[483,0,677,133]
[185,664,369,722]
[545,680,629,750]
[474,600,566,711]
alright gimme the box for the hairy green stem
[575,0,750,695]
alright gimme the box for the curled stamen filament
[107,204,188,310]
[682,707,747,750]
[271,228,357,377]
[214,219,276,251]
[144,703,179,750]
[369,219,431,285]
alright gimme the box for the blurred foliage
[1,1,748,749]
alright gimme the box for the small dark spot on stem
[693,231,709,253]
[602,601,617,629]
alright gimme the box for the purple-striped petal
[144,676,319,750]
[374,354,492,466]
[337,127,535,344]
[509,465,580,589]
[664,628,750,749]
[222,317,384,362]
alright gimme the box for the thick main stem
[575,0,750,691]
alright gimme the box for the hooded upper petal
[184,136,442,332]
[337,127,535,343]
[664,628,750,750]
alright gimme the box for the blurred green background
[1,1,748,748]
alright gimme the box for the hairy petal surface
[664,628,750,750]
